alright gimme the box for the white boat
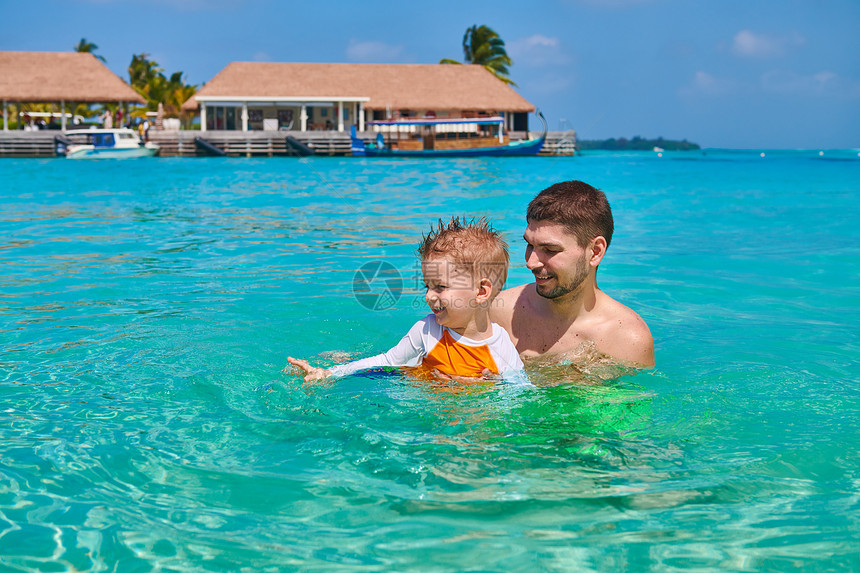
[64,128,159,159]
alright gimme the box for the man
[491,180,655,368]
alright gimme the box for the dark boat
[351,111,547,157]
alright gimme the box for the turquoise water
[1,150,858,571]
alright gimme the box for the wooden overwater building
[0,51,144,156]
[0,53,575,157]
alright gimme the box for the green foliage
[440,24,515,86]
[128,53,197,127]
[73,38,106,63]
[578,136,701,151]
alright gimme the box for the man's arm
[598,309,655,368]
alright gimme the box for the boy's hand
[286,357,333,382]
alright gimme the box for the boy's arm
[329,319,427,377]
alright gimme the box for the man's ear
[589,236,608,267]
[476,278,493,303]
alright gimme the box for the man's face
[523,221,590,300]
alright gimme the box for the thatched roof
[183,62,534,112]
[0,51,144,103]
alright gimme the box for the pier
[0,130,576,158]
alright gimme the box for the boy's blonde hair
[417,217,509,298]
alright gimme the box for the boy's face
[422,257,480,334]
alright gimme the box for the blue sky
[4,0,858,148]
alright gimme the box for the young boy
[287,217,524,382]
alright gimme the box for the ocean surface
[1,149,858,572]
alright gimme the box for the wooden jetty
[0,130,576,158]
[0,131,58,157]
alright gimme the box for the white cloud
[692,71,717,89]
[761,70,860,98]
[519,34,559,49]
[346,40,403,62]
[732,29,805,59]
[680,68,860,100]
[509,34,570,67]
[679,71,737,97]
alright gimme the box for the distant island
[578,136,701,151]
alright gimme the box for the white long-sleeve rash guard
[329,314,524,379]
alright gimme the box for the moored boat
[62,128,159,159]
[351,111,547,157]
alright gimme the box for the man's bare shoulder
[492,284,654,368]
[593,293,655,368]
[491,283,533,323]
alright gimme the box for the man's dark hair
[526,180,614,248]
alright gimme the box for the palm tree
[440,25,515,86]
[128,53,164,99]
[73,38,106,63]
[127,54,197,125]
[163,71,198,128]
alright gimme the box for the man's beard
[535,254,589,300]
